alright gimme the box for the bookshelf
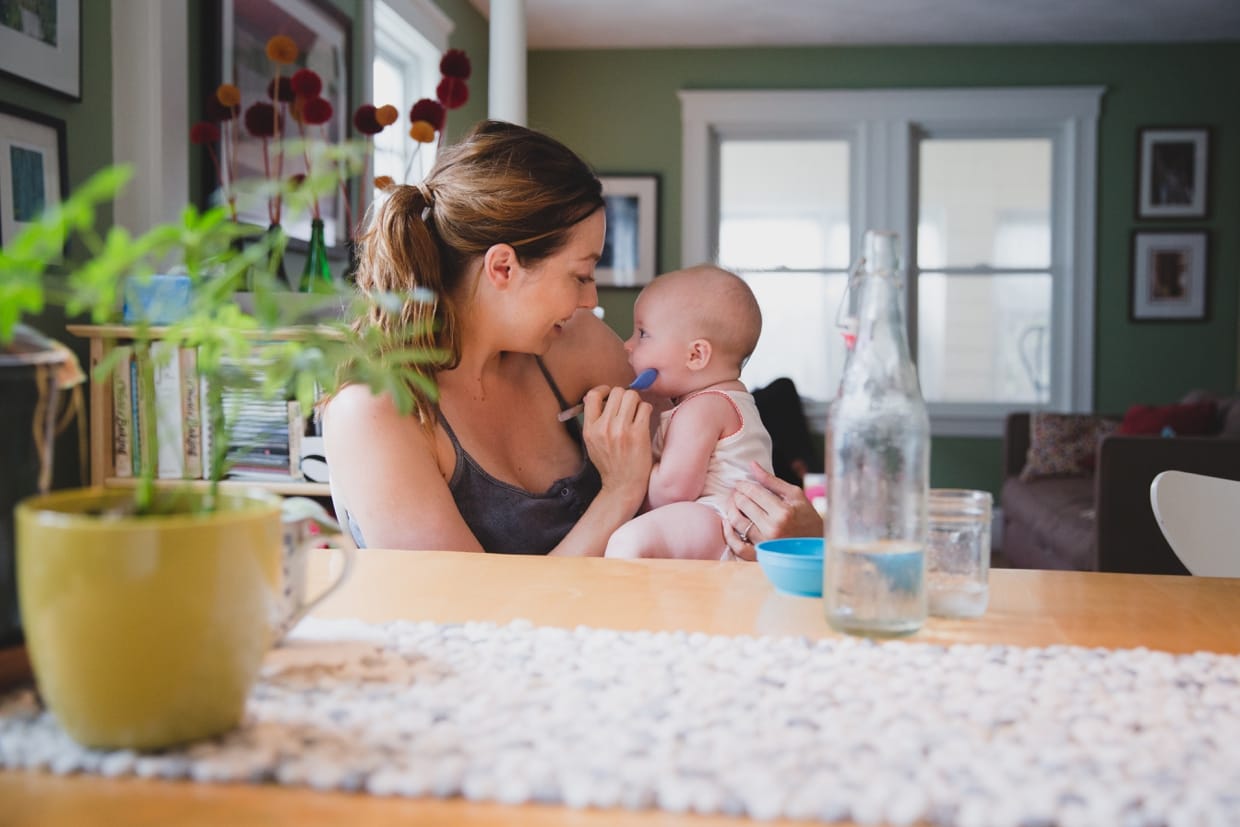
[68,324,330,497]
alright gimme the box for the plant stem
[134,340,156,514]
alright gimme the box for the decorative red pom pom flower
[192,41,471,241]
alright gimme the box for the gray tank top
[344,358,601,554]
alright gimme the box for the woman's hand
[724,463,824,561]
[581,385,654,515]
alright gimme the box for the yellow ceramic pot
[16,487,281,750]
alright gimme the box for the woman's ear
[686,338,713,371]
[482,244,520,290]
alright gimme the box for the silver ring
[738,519,754,544]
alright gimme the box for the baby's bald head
[642,265,762,369]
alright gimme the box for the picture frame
[597,174,659,287]
[213,0,352,250]
[0,102,67,247]
[0,0,80,100]
[1130,230,1209,322]
[1136,127,1210,220]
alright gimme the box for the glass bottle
[824,230,930,637]
[298,217,333,293]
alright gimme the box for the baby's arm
[646,393,740,509]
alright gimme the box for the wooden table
[5,551,1240,826]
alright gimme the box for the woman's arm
[322,385,486,552]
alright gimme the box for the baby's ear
[686,338,713,371]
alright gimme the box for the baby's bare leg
[605,502,726,559]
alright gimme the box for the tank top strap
[534,355,572,411]
[535,356,585,444]
[437,356,585,450]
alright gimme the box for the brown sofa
[1001,395,1240,574]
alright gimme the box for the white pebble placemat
[3,618,1240,826]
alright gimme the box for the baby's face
[624,289,692,397]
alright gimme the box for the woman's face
[518,208,605,349]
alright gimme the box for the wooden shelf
[69,324,327,498]
[104,477,330,497]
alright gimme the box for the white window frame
[680,87,1104,437]
[361,0,453,205]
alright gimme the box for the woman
[324,121,652,555]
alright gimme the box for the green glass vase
[299,217,333,293]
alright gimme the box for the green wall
[529,42,1240,495]
[0,0,113,204]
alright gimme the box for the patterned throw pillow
[1019,413,1118,482]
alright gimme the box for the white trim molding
[111,0,189,237]
[680,87,1105,437]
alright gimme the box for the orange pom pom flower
[409,120,436,144]
[373,175,395,191]
[266,35,298,65]
[217,83,241,108]
[376,104,398,127]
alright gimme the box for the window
[680,88,1103,436]
[369,0,452,201]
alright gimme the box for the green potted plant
[0,155,443,750]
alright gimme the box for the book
[111,346,134,478]
[200,373,216,480]
[179,348,203,479]
[130,351,143,476]
[151,341,186,479]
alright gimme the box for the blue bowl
[756,537,824,597]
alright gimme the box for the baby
[605,265,774,560]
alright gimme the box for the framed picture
[0,103,67,247]
[1130,231,1209,322]
[0,0,80,100]
[1136,127,1210,219]
[598,174,659,287]
[214,0,351,250]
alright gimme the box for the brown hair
[351,120,604,423]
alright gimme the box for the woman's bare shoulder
[322,386,434,451]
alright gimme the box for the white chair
[1149,471,1240,577]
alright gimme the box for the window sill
[804,399,1011,439]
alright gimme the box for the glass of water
[927,489,992,618]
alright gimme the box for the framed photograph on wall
[1130,230,1209,322]
[0,103,67,247]
[0,0,80,100]
[216,0,351,249]
[1136,127,1209,219]
[597,174,659,287]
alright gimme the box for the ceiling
[467,0,1240,49]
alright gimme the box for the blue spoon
[557,368,658,422]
